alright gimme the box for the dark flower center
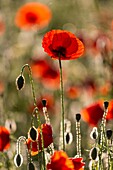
[26,12,37,23]
[52,46,66,57]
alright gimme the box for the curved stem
[20,64,46,170]
[21,64,37,108]
[58,58,65,151]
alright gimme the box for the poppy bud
[16,75,25,90]
[90,147,98,160]
[75,113,81,122]
[28,162,35,170]
[104,101,109,109]
[90,127,98,140]
[42,99,47,107]
[106,129,112,139]
[28,126,38,141]
[65,132,73,145]
[14,153,23,167]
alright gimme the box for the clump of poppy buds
[16,75,25,90]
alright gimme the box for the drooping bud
[14,153,23,167]
[90,127,98,140]
[16,75,25,90]
[90,147,98,161]
[106,129,112,140]
[28,126,38,141]
[75,113,81,122]
[28,162,35,170]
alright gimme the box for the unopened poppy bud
[28,162,35,170]
[104,101,109,109]
[90,147,98,161]
[75,113,81,122]
[65,132,73,145]
[106,129,112,139]
[42,99,47,107]
[14,153,23,167]
[16,75,25,90]
[90,127,98,140]
[28,126,38,141]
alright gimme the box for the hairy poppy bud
[90,127,98,140]
[16,75,25,90]
[28,126,38,141]
[90,147,98,160]
[75,113,81,122]
[28,162,35,170]
[106,129,112,139]
[14,153,23,167]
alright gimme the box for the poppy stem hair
[58,56,65,151]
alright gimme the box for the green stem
[58,58,65,151]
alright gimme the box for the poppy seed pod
[65,132,73,145]
[16,75,25,90]
[106,129,112,140]
[75,113,81,122]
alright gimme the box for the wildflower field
[0,0,113,169]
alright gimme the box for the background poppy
[15,2,52,30]
[0,126,10,151]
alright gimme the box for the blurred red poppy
[0,126,10,151]
[30,59,60,89]
[27,124,53,156]
[15,2,52,30]
[106,100,113,120]
[69,157,85,170]
[29,94,55,115]
[0,17,5,36]
[42,30,84,60]
[81,100,104,126]
[47,150,74,170]
[66,86,80,99]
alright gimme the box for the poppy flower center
[26,12,37,23]
[52,46,66,57]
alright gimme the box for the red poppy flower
[30,59,60,89]
[26,124,53,156]
[81,100,104,126]
[0,126,10,151]
[69,157,85,170]
[47,150,74,170]
[42,30,84,60]
[15,2,52,30]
